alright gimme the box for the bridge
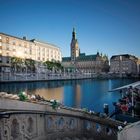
[0,97,125,140]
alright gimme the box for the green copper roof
[76,54,97,61]
[62,57,71,62]
[62,54,98,62]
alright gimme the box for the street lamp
[119,56,122,77]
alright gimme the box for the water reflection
[35,87,64,103]
[0,79,138,113]
[63,83,81,108]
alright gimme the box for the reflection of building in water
[63,83,81,108]
[74,84,81,108]
[34,87,64,103]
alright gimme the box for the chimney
[23,36,26,40]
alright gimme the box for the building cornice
[0,32,33,44]
[33,40,61,50]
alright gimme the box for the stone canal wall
[0,98,125,140]
[0,73,94,83]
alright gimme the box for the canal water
[0,78,138,113]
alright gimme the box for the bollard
[103,103,109,115]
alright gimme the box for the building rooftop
[0,32,60,50]
[33,39,61,50]
[62,57,71,62]
[111,54,138,60]
[77,54,97,61]
[62,54,98,62]
[0,32,33,43]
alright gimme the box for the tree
[11,57,24,72]
[25,59,35,72]
[43,61,63,72]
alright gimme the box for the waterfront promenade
[1,72,139,83]
[0,72,96,83]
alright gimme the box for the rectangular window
[30,49,32,55]
[6,37,9,43]
[6,45,9,50]
[0,56,2,63]
[24,42,27,47]
[6,53,9,63]
[13,51,16,55]
[7,57,10,63]
[0,36,1,39]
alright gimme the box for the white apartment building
[0,32,62,72]
[33,40,62,62]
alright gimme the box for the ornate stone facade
[62,29,109,73]
[71,28,79,62]
[110,54,138,75]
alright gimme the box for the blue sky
[0,0,140,58]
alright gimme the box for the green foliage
[11,57,24,67]
[43,61,63,71]
[25,59,35,66]
[18,92,28,101]
[25,59,35,72]
[11,57,36,72]
[51,100,59,110]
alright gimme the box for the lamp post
[119,56,122,77]
[25,66,27,80]
[130,87,135,117]
[14,64,17,81]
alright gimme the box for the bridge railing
[0,98,125,140]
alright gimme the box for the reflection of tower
[63,82,81,108]
[74,84,81,108]
[70,28,79,62]
[73,84,81,108]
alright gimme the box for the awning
[109,81,140,92]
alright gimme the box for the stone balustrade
[0,98,125,140]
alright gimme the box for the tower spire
[71,27,79,61]
[72,27,76,39]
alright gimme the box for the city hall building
[0,32,62,72]
[62,28,109,73]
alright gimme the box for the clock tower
[70,28,79,62]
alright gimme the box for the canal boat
[109,81,140,123]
